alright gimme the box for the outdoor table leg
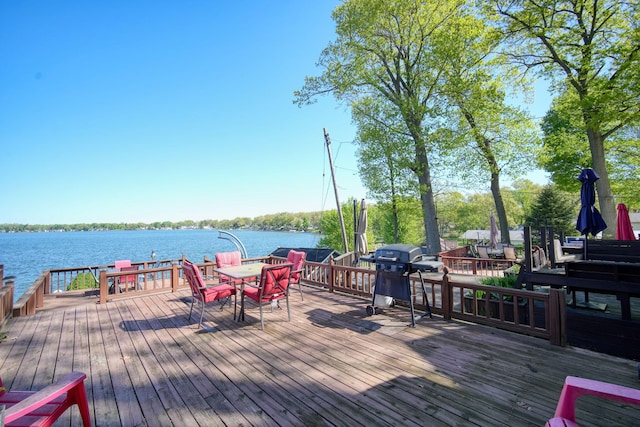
[237,282,245,322]
[620,294,631,320]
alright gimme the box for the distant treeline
[0,211,325,233]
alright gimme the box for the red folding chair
[241,263,293,330]
[183,259,236,328]
[286,250,306,300]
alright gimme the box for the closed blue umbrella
[576,168,607,236]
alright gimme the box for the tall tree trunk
[463,109,511,245]
[414,142,441,254]
[404,111,441,253]
[490,172,510,244]
[391,194,400,243]
[587,128,616,237]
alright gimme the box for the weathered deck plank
[1,286,639,426]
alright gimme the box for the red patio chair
[241,263,293,330]
[546,376,640,426]
[0,371,91,427]
[182,259,236,328]
[286,250,306,300]
[114,259,137,291]
[215,251,255,285]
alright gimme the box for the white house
[629,212,640,239]
[459,229,525,243]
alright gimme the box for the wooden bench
[584,239,640,263]
[564,260,640,320]
[521,268,640,320]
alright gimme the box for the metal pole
[324,128,349,253]
[354,199,358,264]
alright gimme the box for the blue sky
[1,1,551,225]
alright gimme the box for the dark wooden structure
[563,292,640,360]
[519,230,640,359]
[584,239,640,263]
[565,260,640,320]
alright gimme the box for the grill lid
[374,244,422,264]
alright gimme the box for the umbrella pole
[354,199,358,263]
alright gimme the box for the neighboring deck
[1,285,639,426]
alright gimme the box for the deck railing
[6,254,565,345]
[294,258,563,345]
[98,261,182,304]
[1,264,14,329]
[439,245,517,277]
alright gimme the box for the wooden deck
[1,285,639,426]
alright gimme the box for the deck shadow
[304,306,422,334]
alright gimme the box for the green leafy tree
[455,192,497,234]
[494,0,640,236]
[434,191,468,237]
[524,185,579,238]
[432,184,541,239]
[318,199,377,251]
[295,0,469,254]
[372,197,424,246]
[436,12,540,244]
[353,97,420,244]
[510,179,544,224]
[541,93,640,208]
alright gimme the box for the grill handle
[376,256,399,262]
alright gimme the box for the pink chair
[546,376,640,426]
[241,263,293,330]
[215,251,256,285]
[182,259,236,328]
[0,371,91,427]
[114,259,131,270]
[286,250,306,300]
[114,259,137,291]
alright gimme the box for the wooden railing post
[203,256,215,278]
[329,257,335,293]
[43,271,51,295]
[549,288,567,346]
[171,261,180,292]
[1,279,14,328]
[99,268,109,304]
[37,272,47,309]
[441,268,452,320]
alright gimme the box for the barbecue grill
[363,244,441,326]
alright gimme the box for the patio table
[213,262,266,321]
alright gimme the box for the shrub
[67,272,98,291]
[480,276,517,288]
[470,275,519,301]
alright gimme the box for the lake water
[0,229,322,301]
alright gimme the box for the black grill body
[374,244,423,275]
[366,244,433,326]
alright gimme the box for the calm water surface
[0,229,322,301]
